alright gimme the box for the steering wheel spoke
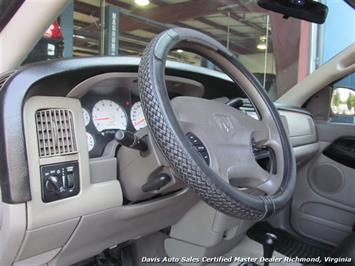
[227,160,269,183]
[223,144,280,195]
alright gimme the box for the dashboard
[77,79,316,160]
[0,57,319,266]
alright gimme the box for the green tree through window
[332,90,341,107]
[347,94,355,113]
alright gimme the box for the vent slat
[68,111,76,151]
[63,109,69,153]
[59,110,65,153]
[45,110,49,156]
[47,110,52,156]
[36,109,77,158]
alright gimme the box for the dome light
[257,36,268,50]
[257,43,267,50]
[134,0,150,6]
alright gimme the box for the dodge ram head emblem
[214,114,235,135]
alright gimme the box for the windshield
[20,0,355,99]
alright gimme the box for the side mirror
[257,0,328,24]
[331,87,355,117]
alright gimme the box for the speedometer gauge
[92,100,127,132]
[130,101,147,130]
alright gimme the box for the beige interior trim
[278,43,355,107]
[19,95,197,265]
[0,202,27,266]
[0,0,68,72]
[23,96,123,230]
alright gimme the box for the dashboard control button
[186,133,210,166]
[194,144,206,152]
[186,133,202,145]
[200,151,210,165]
[66,173,75,189]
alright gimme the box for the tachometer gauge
[92,99,127,132]
[82,108,90,126]
[86,133,95,152]
[130,101,147,130]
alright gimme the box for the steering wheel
[138,28,296,220]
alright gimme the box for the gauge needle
[134,118,145,125]
[95,117,112,121]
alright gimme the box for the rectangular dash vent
[36,109,77,158]
[0,70,15,91]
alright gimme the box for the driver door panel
[291,122,355,246]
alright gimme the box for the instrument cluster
[80,90,147,158]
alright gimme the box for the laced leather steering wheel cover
[138,28,296,220]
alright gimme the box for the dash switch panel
[40,161,80,202]
[186,132,210,165]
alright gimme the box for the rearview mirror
[257,0,328,24]
[331,87,355,117]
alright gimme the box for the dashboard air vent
[0,71,15,91]
[36,109,77,157]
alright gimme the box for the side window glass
[330,87,355,124]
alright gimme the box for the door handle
[323,137,355,169]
